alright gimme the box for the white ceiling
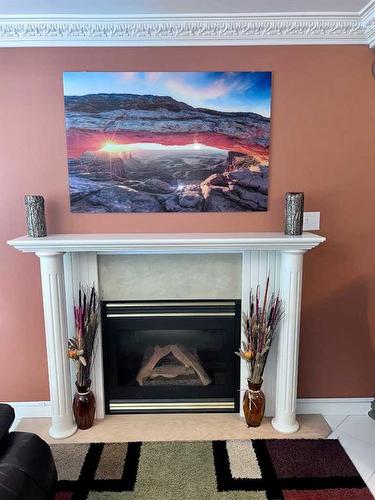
[0,0,370,16]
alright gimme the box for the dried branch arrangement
[68,285,100,391]
[236,277,283,384]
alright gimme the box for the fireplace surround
[7,232,325,438]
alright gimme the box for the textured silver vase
[369,399,375,420]
[285,192,304,235]
[24,195,47,238]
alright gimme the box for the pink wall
[0,46,374,402]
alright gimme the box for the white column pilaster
[37,251,77,439]
[240,250,252,414]
[272,250,304,434]
[64,252,105,419]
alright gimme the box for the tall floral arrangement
[68,285,100,391]
[236,277,283,385]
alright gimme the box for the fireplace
[8,232,325,437]
[102,300,241,413]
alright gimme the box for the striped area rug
[52,439,372,499]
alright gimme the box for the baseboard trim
[2,401,52,419]
[296,398,373,415]
[3,398,373,419]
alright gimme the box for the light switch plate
[303,212,320,231]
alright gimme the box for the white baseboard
[297,398,373,415]
[3,398,373,420]
[2,401,52,419]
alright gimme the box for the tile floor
[325,414,375,496]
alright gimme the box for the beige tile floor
[15,413,330,444]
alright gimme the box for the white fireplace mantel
[8,232,325,438]
[9,232,324,253]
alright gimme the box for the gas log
[136,344,212,386]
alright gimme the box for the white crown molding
[0,12,372,47]
[361,0,375,47]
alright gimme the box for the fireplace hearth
[102,300,241,413]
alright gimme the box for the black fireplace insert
[102,300,241,413]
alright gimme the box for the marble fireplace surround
[8,232,325,439]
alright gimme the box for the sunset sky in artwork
[63,72,272,117]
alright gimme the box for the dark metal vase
[73,385,96,430]
[285,192,304,235]
[243,379,265,427]
[24,195,47,238]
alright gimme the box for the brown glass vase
[73,384,96,430]
[243,379,265,427]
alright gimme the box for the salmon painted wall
[0,46,374,402]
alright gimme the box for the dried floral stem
[235,276,283,385]
[68,285,100,390]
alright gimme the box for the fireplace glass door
[102,300,241,413]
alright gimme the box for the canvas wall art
[63,72,271,213]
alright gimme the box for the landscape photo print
[63,71,272,213]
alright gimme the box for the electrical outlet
[303,212,320,231]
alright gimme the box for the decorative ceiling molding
[0,10,373,47]
[361,0,375,46]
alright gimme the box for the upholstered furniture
[0,404,57,499]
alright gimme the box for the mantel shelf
[7,232,325,253]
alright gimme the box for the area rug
[52,439,372,499]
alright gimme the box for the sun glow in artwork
[99,142,222,154]
[63,72,272,213]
